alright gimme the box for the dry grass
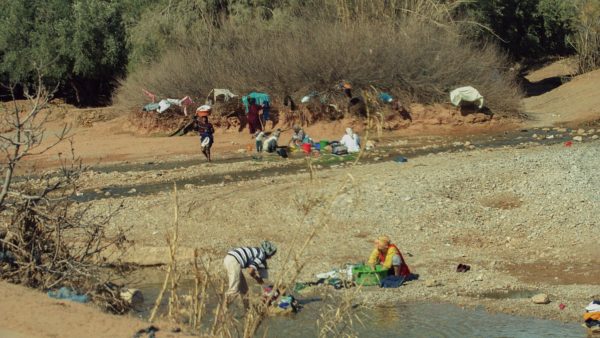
[148,170,366,336]
[571,0,600,73]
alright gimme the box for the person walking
[195,115,214,162]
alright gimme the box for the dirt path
[523,62,600,127]
[0,282,191,338]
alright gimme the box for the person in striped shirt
[224,240,277,309]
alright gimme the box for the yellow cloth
[368,246,400,269]
[584,312,600,321]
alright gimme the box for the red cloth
[377,244,412,277]
[247,104,263,134]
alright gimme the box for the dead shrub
[570,0,600,73]
[116,0,522,122]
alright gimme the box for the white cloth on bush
[450,86,484,108]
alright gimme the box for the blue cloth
[379,275,406,288]
[242,92,270,113]
[47,287,89,303]
[394,156,408,163]
[379,92,393,103]
[262,101,270,121]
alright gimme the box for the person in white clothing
[340,127,360,153]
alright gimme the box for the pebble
[532,293,551,304]
[577,129,586,135]
[592,135,599,140]
[573,136,583,142]
[128,188,137,194]
[545,134,554,139]
[425,279,442,287]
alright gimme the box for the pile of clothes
[262,286,300,316]
[584,300,600,333]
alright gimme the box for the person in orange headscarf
[368,235,411,277]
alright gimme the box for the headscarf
[261,241,277,256]
[345,127,353,136]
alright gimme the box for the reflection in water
[130,270,585,338]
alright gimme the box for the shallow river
[131,272,586,338]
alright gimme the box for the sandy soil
[524,67,600,127]
[0,281,192,338]
[19,101,516,171]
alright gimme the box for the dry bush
[116,0,522,120]
[0,80,129,308]
[570,0,600,73]
[150,173,365,337]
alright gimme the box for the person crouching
[224,241,277,309]
[368,235,411,277]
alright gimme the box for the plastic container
[196,104,212,117]
[352,265,389,286]
[319,140,329,151]
[301,143,311,154]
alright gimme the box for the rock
[425,279,442,287]
[104,191,111,197]
[236,148,246,153]
[532,134,538,139]
[592,135,599,140]
[475,274,484,281]
[545,134,554,139]
[374,157,381,161]
[464,141,471,146]
[532,293,550,304]
[577,128,586,135]
[128,188,137,194]
[184,184,194,189]
[573,136,583,142]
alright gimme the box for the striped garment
[228,247,267,270]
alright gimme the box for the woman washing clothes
[340,127,360,153]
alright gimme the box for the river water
[130,270,586,338]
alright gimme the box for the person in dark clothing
[247,98,263,135]
[195,115,215,161]
[261,101,271,127]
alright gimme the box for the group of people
[224,235,411,310]
[190,104,363,162]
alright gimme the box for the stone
[532,134,538,139]
[184,184,194,189]
[236,148,246,153]
[104,191,111,197]
[545,134,554,139]
[475,274,484,281]
[464,141,471,146]
[577,128,586,135]
[592,135,599,140]
[532,293,550,304]
[573,136,583,142]
[128,188,137,194]
[425,279,442,287]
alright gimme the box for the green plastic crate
[352,265,389,286]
